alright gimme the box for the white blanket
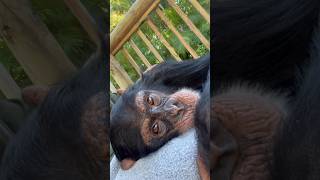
[110,129,200,180]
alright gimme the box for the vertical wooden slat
[110,0,161,55]
[122,48,142,75]
[188,0,210,23]
[155,8,199,58]
[0,0,76,85]
[110,55,133,89]
[167,0,209,49]
[63,0,102,47]
[129,40,152,68]
[146,18,181,61]
[0,64,21,99]
[137,29,164,62]
[109,0,211,92]
[110,82,117,93]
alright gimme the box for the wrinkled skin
[212,86,286,180]
[111,88,200,169]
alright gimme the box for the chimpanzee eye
[146,93,161,106]
[147,96,155,105]
[152,123,159,134]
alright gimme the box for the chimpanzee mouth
[174,109,187,125]
[166,108,184,125]
[174,112,193,132]
[173,103,196,131]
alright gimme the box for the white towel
[110,129,200,180]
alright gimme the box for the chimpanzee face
[135,89,199,146]
[110,88,199,162]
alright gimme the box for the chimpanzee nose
[150,107,162,115]
[163,99,184,116]
[150,99,184,116]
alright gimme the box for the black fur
[194,71,211,171]
[0,46,108,180]
[213,0,320,96]
[272,31,320,180]
[139,55,210,92]
[110,55,210,161]
[213,0,320,179]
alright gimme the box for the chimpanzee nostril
[163,99,184,116]
[172,101,180,108]
[171,103,178,109]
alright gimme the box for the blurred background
[0,0,107,161]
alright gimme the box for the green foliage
[30,0,97,67]
[0,0,107,94]
[110,0,132,30]
[0,40,31,88]
[111,0,210,85]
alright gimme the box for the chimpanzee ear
[144,64,157,73]
[120,159,136,170]
[139,70,145,81]
[139,64,158,80]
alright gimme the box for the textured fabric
[110,129,200,180]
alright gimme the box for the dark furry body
[110,55,210,161]
[0,48,108,180]
[213,0,320,179]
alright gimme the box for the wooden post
[129,40,152,68]
[110,0,161,55]
[0,0,76,85]
[167,0,210,49]
[188,0,210,23]
[122,48,142,75]
[137,29,164,62]
[110,55,133,89]
[146,18,181,61]
[156,8,199,58]
[0,64,21,99]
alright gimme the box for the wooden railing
[0,0,209,97]
[0,0,103,99]
[110,0,210,92]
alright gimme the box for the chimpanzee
[212,0,320,179]
[212,33,320,180]
[0,45,108,180]
[212,84,287,180]
[110,55,210,169]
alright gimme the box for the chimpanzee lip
[174,102,196,128]
[175,113,193,130]
[177,110,184,121]
[174,109,186,125]
[167,109,183,125]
